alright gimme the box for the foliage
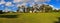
[40,4,53,12]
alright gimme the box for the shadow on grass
[54,17,60,23]
[0,15,18,18]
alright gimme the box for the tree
[17,5,24,13]
[27,6,32,13]
[40,4,53,12]
[18,5,28,13]
[32,4,40,13]
[17,6,20,12]
[53,9,59,12]
[58,9,60,12]
[45,5,52,12]
[40,4,45,12]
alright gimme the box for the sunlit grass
[0,12,60,23]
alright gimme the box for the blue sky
[48,0,60,8]
[0,0,60,11]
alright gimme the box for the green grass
[0,12,60,23]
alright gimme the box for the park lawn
[0,12,60,23]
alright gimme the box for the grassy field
[0,12,60,23]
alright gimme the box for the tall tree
[32,4,40,13]
[45,5,52,12]
[40,4,53,12]
[17,6,20,12]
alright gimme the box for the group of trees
[0,4,60,13]
[53,9,60,12]
[39,4,52,12]
[17,4,54,13]
[16,4,60,13]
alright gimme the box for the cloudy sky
[0,0,60,11]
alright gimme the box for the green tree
[58,9,60,12]
[17,6,20,12]
[53,9,59,12]
[40,4,53,12]
[45,5,53,12]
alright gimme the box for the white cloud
[49,5,54,7]
[34,0,51,2]
[13,0,51,6]
[17,3,27,7]
[13,0,30,3]
[5,2,12,6]
[29,2,36,7]
[49,5,55,10]
[13,0,22,3]
[0,0,6,5]
[21,3,27,5]
[11,4,15,6]
[54,8,59,10]
[17,4,21,7]
[3,7,11,12]
[45,4,59,10]
[13,0,51,3]
[22,0,29,3]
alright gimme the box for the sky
[0,0,60,12]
